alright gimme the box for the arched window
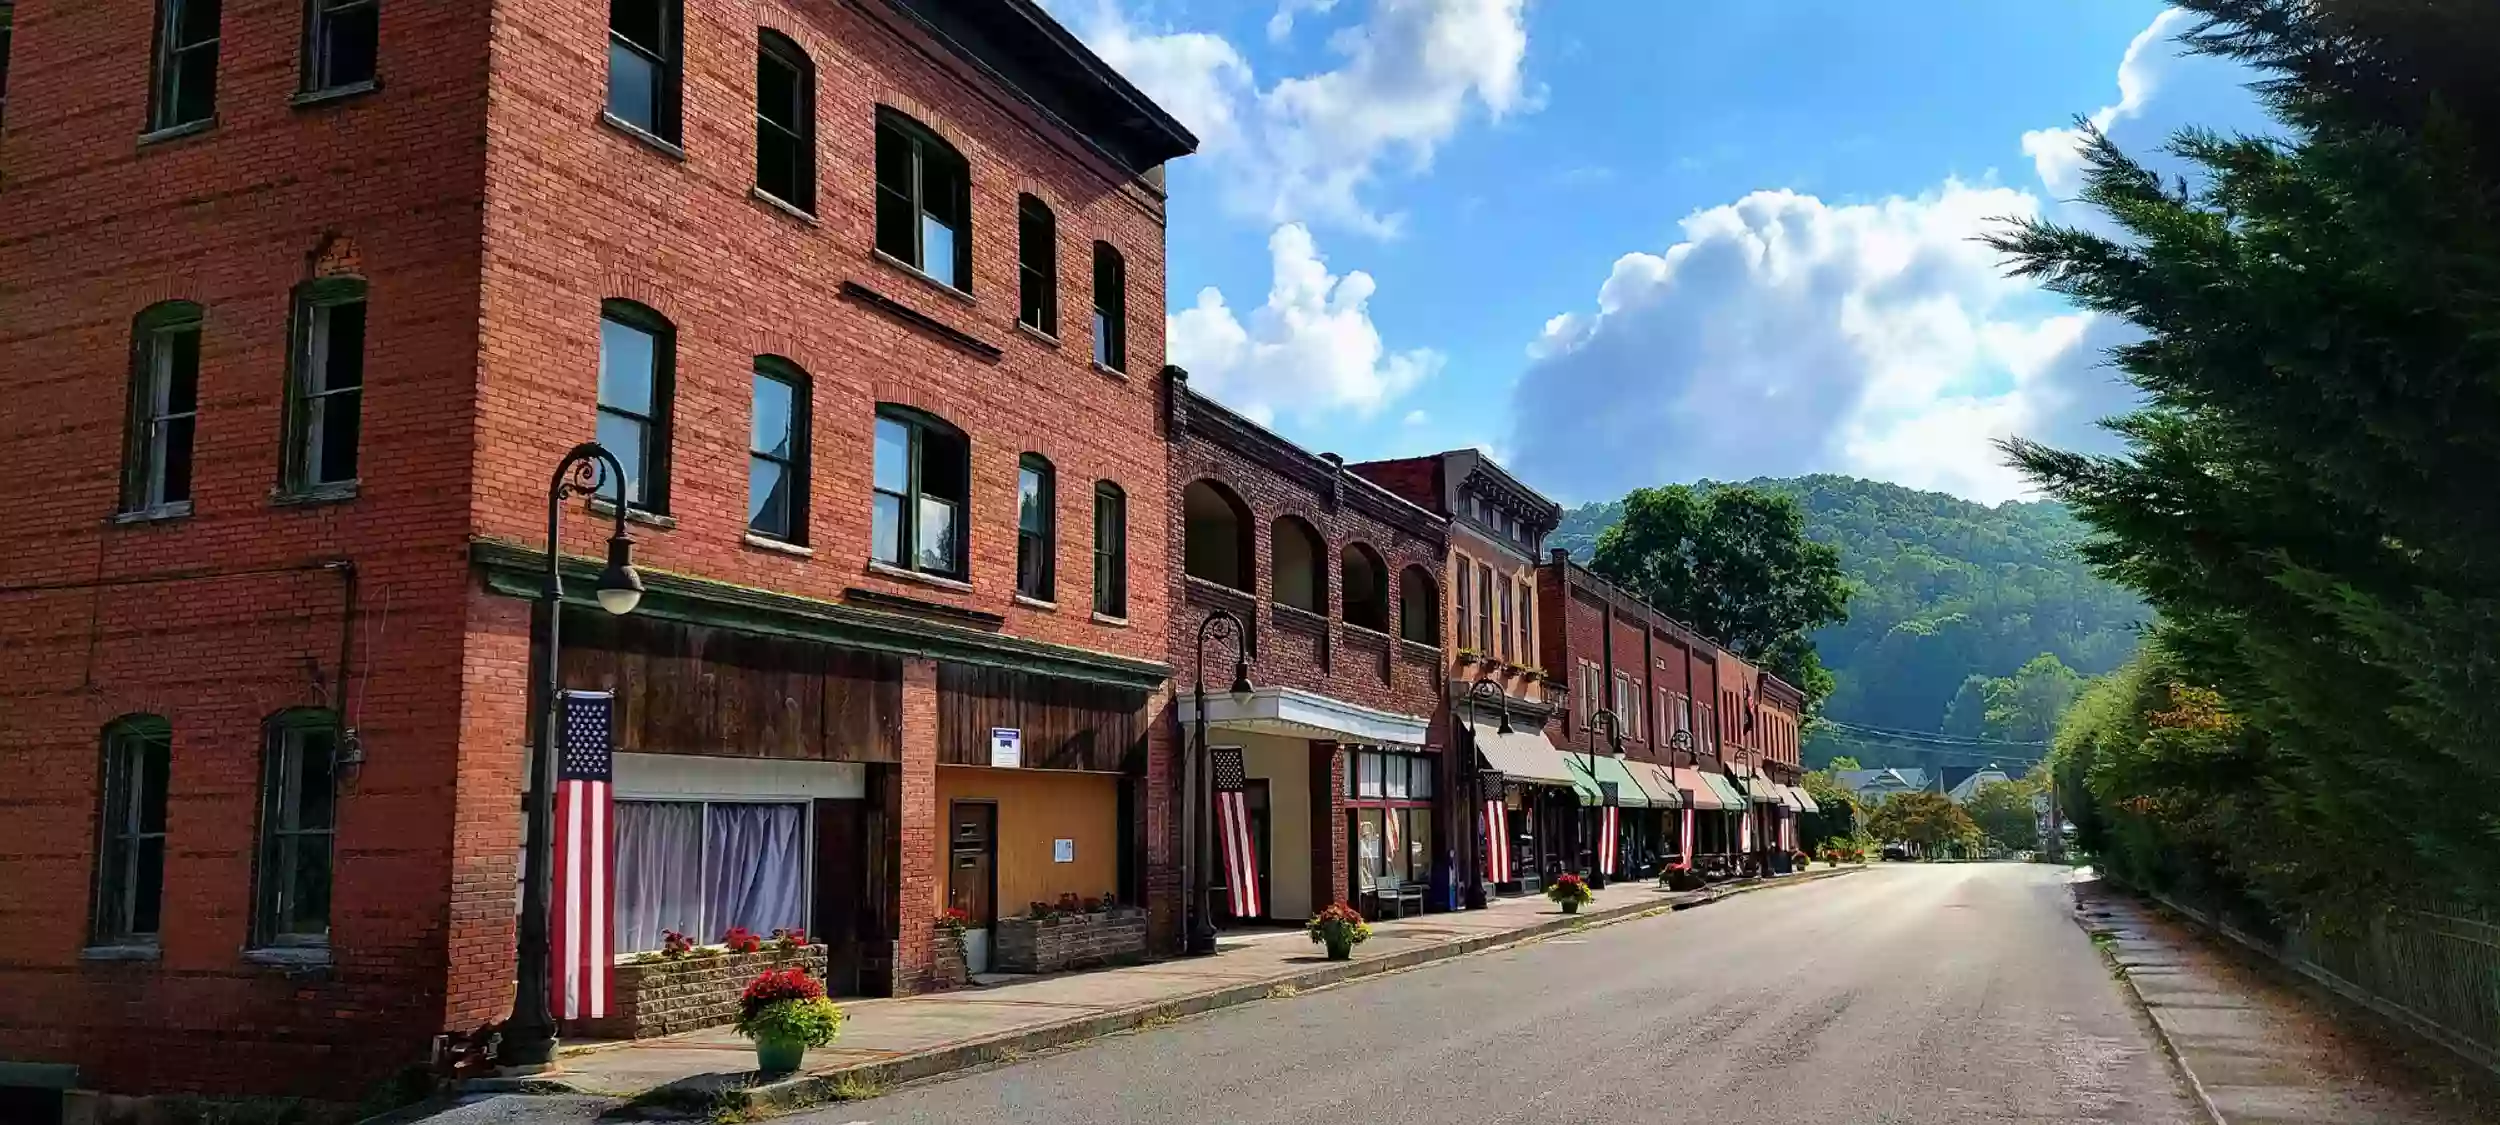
[875,108,970,290]
[1269,516,1323,614]
[254,709,340,949]
[1091,242,1127,372]
[748,357,809,543]
[92,714,172,947]
[598,300,675,513]
[1093,482,1127,618]
[123,300,204,516]
[755,30,816,212]
[1181,479,1252,592]
[1398,565,1439,645]
[1016,453,1055,600]
[872,405,969,580]
[1019,195,1058,335]
[1341,544,1389,632]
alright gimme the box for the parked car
[1881,844,1912,862]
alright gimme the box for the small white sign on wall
[1053,838,1075,863]
[990,728,1022,769]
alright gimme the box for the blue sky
[1044,1,2271,505]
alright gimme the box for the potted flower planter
[1545,873,1593,915]
[735,967,843,1076]
[1306,903,1370,962]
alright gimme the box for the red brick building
[1164,375,1448,927]
[0,0,1191,1098]
[1344,451,1570,901]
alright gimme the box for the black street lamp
[505,442,645,1069]
[1458,679,1511,909]
[1584,708,1625,890]
[1186,608,1253,956]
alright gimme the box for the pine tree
[1995,0,2500,912]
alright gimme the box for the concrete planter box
[993,907,1147,974]
[570,945,827,1041]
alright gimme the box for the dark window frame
[1018,196,1058,336]
[748,357,809,543]
[281,277,368,497]
[597,299,675,514]
[1091,242,1127,372]
[148,0,223,133]
[91,715,172,948]
[754,30,815,213]
[606,0,682,143]
[1015,453,1054,600]
[123,301,204,516]
[1093,481,1127,618]
[1397,565,1438,645]
[1,4,17,131]
[873,109,972,291]
[252,709,339,949]
[300,0,378,94]
[871,405,970,581]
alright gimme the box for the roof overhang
[1180,686,1431,749]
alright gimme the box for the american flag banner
[552,690,615,1020]
[1382,805,1400,859]
[1679,800,1695,862]
[1211,747,1261,919]
[1483,798,1510,884]
[1739,807,1754,853]
[1597,805,1620,876]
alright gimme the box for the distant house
[1837,768,1931,804]
[1947,766,2015,804]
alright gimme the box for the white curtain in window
[705,803,806,939]
[614,801,704,954]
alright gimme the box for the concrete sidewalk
[2073,879,2493,1125]
[469,866,1860,1116]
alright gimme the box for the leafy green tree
[1941,676,1990,738]
[1866,790,1979,855]
[1997,0,2500,913]
[1981,654,2084,744]
[1825,755,1861,771]
[1590,484,1851,706]
[1963,778,2044,851]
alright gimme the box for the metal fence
[2153,885,2500,1075]
[2280,904,2500,1072]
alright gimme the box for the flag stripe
[552,691,616,1022]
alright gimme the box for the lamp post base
[1185,921,1219,956]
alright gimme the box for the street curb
[2071,895,2228,1125]
[473,866,1864,1117]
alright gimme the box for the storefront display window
[613,799,807,955]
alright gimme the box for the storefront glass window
[614,799,806,954]
[1357,753,1383,798]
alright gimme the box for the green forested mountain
[1553,475,2144,757]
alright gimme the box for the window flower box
[569,944,827,1041]
[993,905,1148,974]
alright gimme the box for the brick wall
[0,0,497,1098]
[0,0,1180,1099]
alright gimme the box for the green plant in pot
[736,967,844,1073]
[1546,872,1593,913]
[1306,903,1372,961]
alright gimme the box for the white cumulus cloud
[1047,0,1532,234]
[2019,7,2194,196]
[1507,182,2130,505]
[1170,225,1443,424]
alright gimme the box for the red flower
[739,967,826,1022]
[722,927,764,954]
[1311,902,1365,926]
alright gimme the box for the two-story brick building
[0,0,1192,1097]
[1163,375,1449,928]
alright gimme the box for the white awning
[1178,686,1431,748]
[1466,722,1581,787]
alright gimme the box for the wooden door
[812,797,867,995]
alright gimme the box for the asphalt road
[773,863,2198,1125]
